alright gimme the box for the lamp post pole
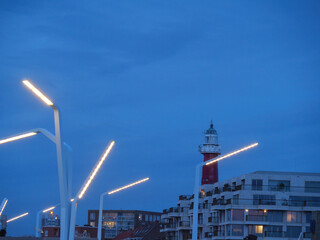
[97,193,105,240]
[192,143,258,240]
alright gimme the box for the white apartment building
[161,171,320,240]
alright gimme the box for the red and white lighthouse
[199,122,221,185]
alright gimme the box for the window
[286,211,302,223]
[90,221,95,227]
[252,179,263,191]
[232,225,243,236]
[264,225,282,237]
[156,216,160,221]
[45,230,48,237]
[306,212,311,223]
[247,210,266,221]
[286,226,302,238]
[103,212,117,220]
[241,179,245,190]
[106,221,117,229]
[227,210,231,221]
[149,215,152,221]
[268,180,290,192]
[248,225,263,236]
[89,212,96,220]
[267,211,283,222]
[232,209,244,221]
[145,214,148,221]
[289,196,320,207]
[138,214,142,220]
[305,181,320,193]
[253,195,276,205]
[233,194,239,205]
[226,225,231,236]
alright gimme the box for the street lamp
[35,204,60,237]
[192,143,258,240]
[22,80,70,240]
[69,141,115,240]
[97,177,149,240]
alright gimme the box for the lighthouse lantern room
[199,122,221,185]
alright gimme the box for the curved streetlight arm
[0,127,72,240]
[0,128,72,151]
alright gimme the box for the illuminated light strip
[22,80,54,106]
[78,141,115,199]
[0,199,8,216]
[205,143,259,166]
[0,132,37,145]
[7,212,29,223]
[42,206,56,213]
[108,177,150,195]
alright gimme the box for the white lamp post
[192,143,258,240]
[22,80,70,240]
[97,177,149,240]
[35,204,60,237]
[68,141,115,240]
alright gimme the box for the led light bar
[0,132,37,145]
[7,212,29,223]
[42,206,56,213]
[78,141,115,199]
[22,80,54,106]
[205,143,258,166]
[108,177,149,195]
[0,199,8,216]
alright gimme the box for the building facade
[161,124,320,240]
[161,171,320,240]
[88,210,162,239]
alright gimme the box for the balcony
[206,191,213,197]
[160,223,177,232]
[178,221,190,230]
[208,216,219,225]
[168,207,181,217]
[179,195,193,201]
[264,231,285,238]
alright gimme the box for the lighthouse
[199,122,221,185]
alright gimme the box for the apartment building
[88,209,161,239]
[161,171,320,240]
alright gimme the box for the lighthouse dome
[206,123,217,135]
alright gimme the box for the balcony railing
[179,221,190,228]
[179,195,193,201]
[208,216,219,224]
[161,223,178,229]
[264,231,285,237]
[246,215,267,222]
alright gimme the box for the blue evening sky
[0,0,319,236]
